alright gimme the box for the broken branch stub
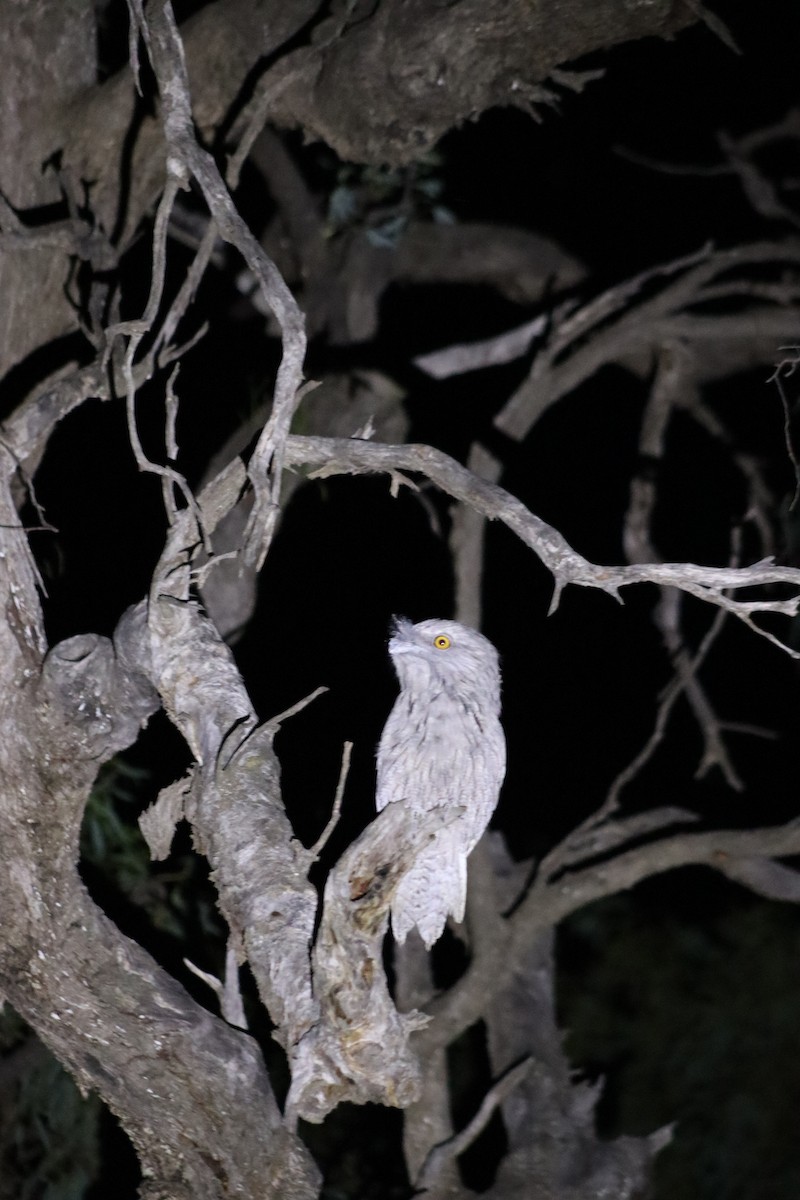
[287,803,461,1122]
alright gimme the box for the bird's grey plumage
[376,617,506,948]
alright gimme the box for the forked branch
[284,434,800,654]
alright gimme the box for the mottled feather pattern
[376,617,506,948]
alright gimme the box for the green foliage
[81,758,155,909]
[324,154,454,246]
[559,873,800,1200]
[0,756,203,1200]
[0,1010,101,1200]
[80,756,220,945]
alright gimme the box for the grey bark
[0,576,320,1195]
[1,3,799,1198]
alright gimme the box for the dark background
[4,2,800,1197]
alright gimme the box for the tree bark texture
[1,3,798,1198]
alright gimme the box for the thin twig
[266,685,329,729]
[309,741,353,860]
[619,349,751,790]
[771,357,800,510]
[414,1059,531,1192]
[604,602,731,814]
[153,221,218,362]
[112,175,210,545]
[183,938,248,1030]
[142,0,307,572]
[165,365,180,461]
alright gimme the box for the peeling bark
[0,2,797,1196]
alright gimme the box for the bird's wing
[459,724,507,848]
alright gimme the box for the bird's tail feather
[390,833,466,949]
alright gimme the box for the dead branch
[184,937,249,1030]
[287,803,462,1123]
[415,1059,531,1193]
[494,241,800,440]
[616,344,749,795]
[717,855,800,902]
[414,315,548,379]
[420,818,800,1056]
[309,740,353,860]
[283,434,800,652]
[523,822,800,936]
[139,0,307,571]
[619,110,800,227]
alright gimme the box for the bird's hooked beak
[389,615,415,654]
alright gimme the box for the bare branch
[601,603,733,811]
[184,938,248,1030]
[284,434,800,652]
[142,0,307,571]
[414,1059,531,1192]
[451,443,501,630]
[771,351,800,510]
[616,345,751,794]
[538,806,700,880]
[718,856,800,902]
[266,685,330,729]
[685,395,779,554]
[495,241,800,440]
[0,456,47,673]
[520,822,800,938]
[112,176,209,541]
[414,316,548,379]
[143,478,319,1053]
[309,740,353,860]
[421,819,800,1056]
[287,803,465,1123]
[684,0,741,54]
[717,126,800,227]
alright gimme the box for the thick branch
[272,0,694,165]
[0,592,319,1196]
[0,890,318,1200]
[288,802,460,1123]
[419,820,800,1054]
[141,461,319,1052]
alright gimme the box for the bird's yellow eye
[433,634,451,650]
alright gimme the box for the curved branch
[0,600,319,1197]
[284,434,800,651]
[142,0,307,570]
[141,463,320,1053]
[495,240,800,440]
[419,818,800,1055]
